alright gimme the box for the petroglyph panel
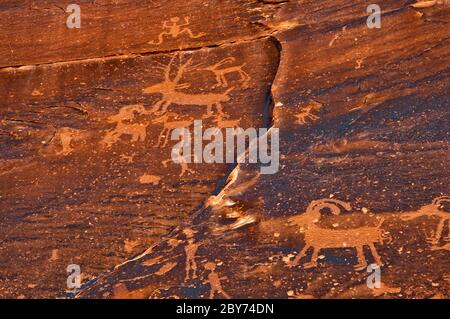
[0,38,280,298]
[78,2,450,299]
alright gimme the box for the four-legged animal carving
[102,104,149,148]
[288,199,390,270]
[401,196,450,245]
[295,100,322,125]
[143,55,232,118]
[200,57,250,87]
[152,112,194,147]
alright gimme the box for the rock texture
[1,0,449,298]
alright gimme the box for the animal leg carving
[303,248,319,269]
[290,245,310,267]
[354,245,368,270]
[369,242,383,266]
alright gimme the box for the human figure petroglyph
[401,196,450,245]
[143,55,233,118]
[200,57,250,87]
[149,16,205,45]
[152,112,194,148]
[295,100,322,125]
[204,262,231,299]
[101,104,149,148]
[183,228,199,281]
[287,199,391,270]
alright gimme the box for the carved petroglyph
[411,0,450,8]
[139,174,161,185]
[204,262,230,299]
[200,57,250,87]
[183,228,199,281]
[295,100,322,125]
[152,112,194,148]
[149,16,205,45]
[401,196,450,245]
[287,199,390,270]
[102,104,149,148]
[431,243,450,251]
[48,127,84,156]
[143,55,233,118]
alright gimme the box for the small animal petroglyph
[401,196,450,245]
[152,112,194,148]
[139,174,161,185]
[183,228,199,281]
[287,199,391,270]
[204,262,230,299]
[101,104,149,148]
[143,54,233,118]
[200,57,250,87]
[51,127,83,156]
[295,100,322,125]
[149,16,205,45]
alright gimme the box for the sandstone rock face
[1,1,449,299]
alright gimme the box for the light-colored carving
[52,127,83,156]
[139,174,161,185]
[401,196,450,245]
[287,199,391,270]
[295,100,322,125]
[101,104,149,148]
[149,16,205,45]
[143,55,233,118]
[152,112,194,147]
[200,57,250,87]
[204,262,230,299]
[183,228,199,281]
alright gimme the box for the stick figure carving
[204,262,230,299]
[143,55,233,118]
[287,199,391,270]
[152,112,194,148]
[101,104,149,148]
[401,196,450,245]
[149,16,205,45]
[200,57,250,87]
[183,228,198,281]
[295,100,323,125]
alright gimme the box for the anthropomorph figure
[149,17,205,45]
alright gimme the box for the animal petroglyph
[152,112,194,148]
[183,228,199,281]
[143,55,233,118]
[200,57,250,87]
[287,199,391,270]
[139,174,161,185]
[48,127,84,156]
[149,16,205,45]
[401,196,450,245]
[204,262,230,299]
[102,104,149,148]
[295,100,322,125]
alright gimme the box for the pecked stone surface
[0,35,280,297]
[78,1,450,299]
[1,0,450,299]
